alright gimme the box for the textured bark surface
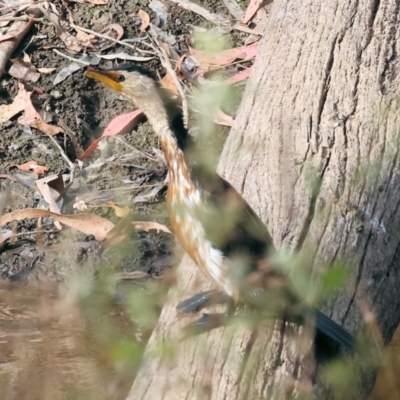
[128,1,400,398]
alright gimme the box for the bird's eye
[116,74,125,82]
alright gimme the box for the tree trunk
[128,0,400,398]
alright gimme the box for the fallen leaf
[138,9,150,32]
[225,67,253,85]
[80,110,143,160]
[40,7,82,52]
[0,16,34,43]
[106,202,131,217]
[79,137,103,160]
[35,174,65,229]
[9,58,40,83]
[242,0,263,24]
[103,110,143,137]
[160,73,179,95]
[18,89,64,135]
[0,209,114,241]
[37,67,56,74]
[213,109,235,127]
[97,24,124,51]
[0,82,29,123]
[98,52,153,62]
[133,221,172,234]
[18,160,49,174]
[189,42,259,66]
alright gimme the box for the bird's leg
[177,290,231,314]
[182,297,236,337]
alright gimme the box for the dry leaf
[18,89,64,135]
[18,160,49,174]
[133,221,172,234]
[242,0,264,24]
[213,109,235,127]
[37,67,56,74]
[106,202,131,217]
[9,58,40,83]
[35,174,65,229]
[0,209,114,241]
[103,110,143,136]
[0,16,34,43]
[80,110,143,160]
[225,67,253,85]
[0,82,29,123]
[138,9,150,32]
[97,24,124,51]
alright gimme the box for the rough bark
[128,0,400,398]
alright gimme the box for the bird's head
[85,64,162,112]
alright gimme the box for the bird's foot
[183,312,229,337]
[177,290,231,314]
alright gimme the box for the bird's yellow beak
[85,67,123,92]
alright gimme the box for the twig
[52,49,90,65]
[44,133,75,183]
[69,23,155,54]
[148,25,189,129]
[167,0,230,26]
[0,16,43,22]
[232,23,262,36]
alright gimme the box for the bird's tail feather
[314,309,354,350]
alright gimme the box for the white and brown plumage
[85,65,354,350]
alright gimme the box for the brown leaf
[133,221,172,234]
[18,90,64,135]
[138,9,150,32]
[37,67,56,74]
[35,174,65,229]
[97,24,124,51]
[80,110,143,160]
[18,160,49,174]
[103,110,143,136]
[0,209,114,241]
[0,82,29,123]
[9,58,40,83]
[242,0,264,24]
[225,67,253,85]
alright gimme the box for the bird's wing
[190,167,276,266]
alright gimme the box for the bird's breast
[167,178,240,301]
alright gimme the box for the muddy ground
[0,1,247,399]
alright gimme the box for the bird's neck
[137,95,194,178]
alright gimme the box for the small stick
[69,23,154,54]
[44,132,75,183]
[52,49,90,65]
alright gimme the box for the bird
[85,64,354,351]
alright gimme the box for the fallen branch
[0,17,35,79]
